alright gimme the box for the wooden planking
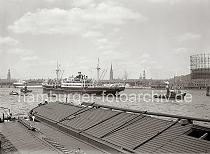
[0,122,59,154]
[103,116,173,150]
[0,132,18,153]
[61,108,119,131]
[84,112,140,138]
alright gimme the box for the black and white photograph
[0,0,210,153]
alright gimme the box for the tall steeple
[96,58,101,82]
[143,70,146,79]
[7,69,11,81]
[110,63,113,81]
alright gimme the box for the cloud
[140,53,150,59]
[7,48,34,56]
[9,2,145,35]
[172,47,188,54]
[44,0,56,3]
[0,35,38,63]
[43,0,95,6]
[138,53,151,64]
[0,36,18,47]
[71,0,95,7]
[176,33,201,42]
[21,55,38,61]
[101,50,126,58]
[148,0,207,4]
[148,0,181,4]
[8,1,146,61]
[77,56,89,64]
[82,31,103,38]
[5,48,38,64]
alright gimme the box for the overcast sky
[0,0,210,80]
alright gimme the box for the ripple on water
[0,88,210,127]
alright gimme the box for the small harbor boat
[9,91,19,95]
[154,82,186,100]
[47,93,57,97]
[20,86,32,93]
[13,80,26,88]
[154,92,186,100]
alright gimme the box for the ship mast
[96,58,101,83]
[55,61,61,86]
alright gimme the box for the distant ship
[13,80,26,88]
[42,63,125,95]
[153,82,187,100]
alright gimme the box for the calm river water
[0,87,210,127]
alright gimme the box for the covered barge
[0,102,210,153]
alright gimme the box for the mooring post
[206,85,210,96]
[2,113,4,123]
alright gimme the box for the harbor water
[0,87,210,127]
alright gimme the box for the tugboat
[42,62,125,95]
[20,86,32,93]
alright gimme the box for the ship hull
[42,85,125,95]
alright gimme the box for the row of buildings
[0,69,14,87]
[1,54,210,89]
[169,54,210,89]
[107,54,210,89]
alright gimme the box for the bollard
[206,86,210,96]
[32,115,35,122]
[2,114,4,123]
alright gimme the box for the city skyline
[1,0,210,79]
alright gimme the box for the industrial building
[190,54,210,79]
[170,54,210,89]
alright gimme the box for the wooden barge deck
[1,102,210,153]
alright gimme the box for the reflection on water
[0,88,210,127]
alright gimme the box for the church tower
[110,64,113,81]
[143,70,146,79]
[7,69,11,81]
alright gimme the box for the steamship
[42,72,125,95]
[42,61,125,95]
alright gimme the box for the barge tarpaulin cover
[31,102,210,154]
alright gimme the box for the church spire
[109,63,113,81]
[7,69,11,81]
